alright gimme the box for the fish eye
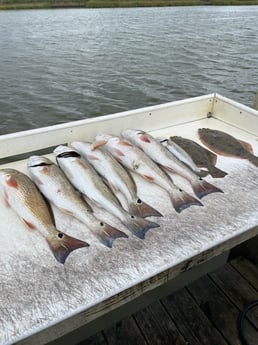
[131,215,135,219]
[199,177,203,181]
[136,198,142,204]
[179,189,183,192]
[57,232,64,239]
[100,222,104,226]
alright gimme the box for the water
[0,6,257,135]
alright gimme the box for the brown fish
[0,168,89,264]
[198,128,258,167]
[170,136,227,178]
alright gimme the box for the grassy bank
[0,0,258,9]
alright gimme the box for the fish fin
[91,140,107,150]
[207,150,218,166]
[239,139,254,154]
[47,231,89,264]
[208,165,228,178]
[124,215,160,239]
[247,154,258,167]
[128,199,163,218]
[168,189,203,213]
[192,179,223,199]
[98,224,128,248]
[22,218,37,231]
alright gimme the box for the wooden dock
[78,256,258,345]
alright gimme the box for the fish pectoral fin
[91,140,107,150]
[22,218,37,231]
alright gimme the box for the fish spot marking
[140,134,151,143]
[6,176,18,189]
[22,218,36,231]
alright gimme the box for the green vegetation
[0,0,258,9]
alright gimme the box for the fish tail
[248,154,258,167]
[192,179,223,199]
[47,231,90,264]
[208,165,228,178]
[128,199,163,218]
[98,224,128,248]
[168,189,203,213]
[124,215,160,239]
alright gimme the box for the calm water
[0,6,258,135]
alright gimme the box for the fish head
[71,141,92,153]
[93,133,117,150]
[121,129,144,141]
[54,145,81,159]
[27,156,54,179]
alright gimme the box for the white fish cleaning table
[0,94,258,345]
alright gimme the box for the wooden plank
[230,256,258,291]
[187,274,258,345]
[78,332,107,345]
[133,300,187,345]
[209,264,258,328]
[161,288,228,345]
[104,317,147,345]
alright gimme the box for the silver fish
[122,129,223,199]
[54,145,160,239]
[0,168,89,264]
[71,141,162,218]
[93,134,203,213]
[158,137,208,178]
[27,156,127,248]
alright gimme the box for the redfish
[122,129,223,199]
[93,134,202,212]
[0,168,89,264]
[27,156,127,248]
[198,128,258,167]
[71,141,162,218]
[54,145,160,239]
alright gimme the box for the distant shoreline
[1,1,258,11]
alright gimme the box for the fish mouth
[56,151,81,159]
[27,156,53,168]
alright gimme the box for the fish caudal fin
[169,189,203,213]
[192,179,223,199]
[124,215,160,239]
[208,165,228,178]
[47,231,90,264]
[98,224,128,248]
[128,199,163,218]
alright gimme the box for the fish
[71,141,162,218]
[158,137,208,178]
[27,156,127,248]
[170,136,228,178]
[0,168,89,264]
[54,145,160,239]
[198,128,258,167]
[93,134,203,213]
[122,129,223,199]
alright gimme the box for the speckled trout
[122,129,223,199]
[54,146,160,239]
[198,128,258,167]
[71,141,162,218]
[0,168,89,264]
[27,156,127,248]
[93,134,203,213]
